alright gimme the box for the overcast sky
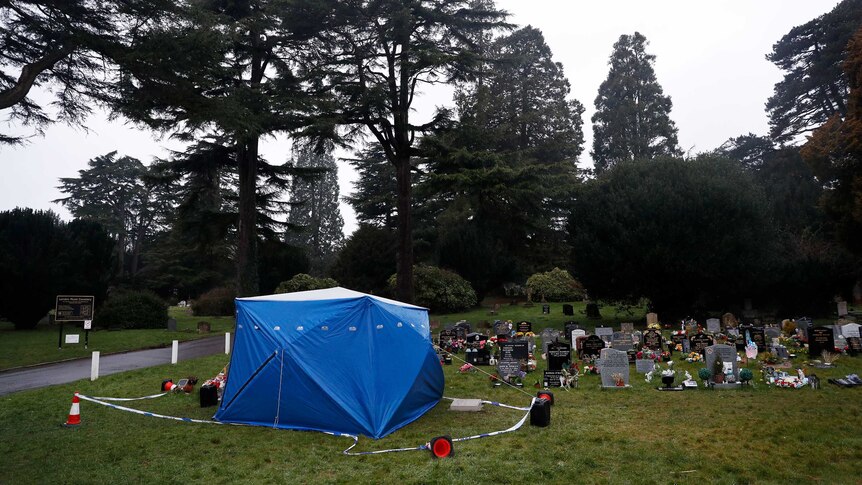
[0,0,841,236]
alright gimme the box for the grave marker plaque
[612,332,634,351]
[517,321,533,334]
[599,349,630,388]
[706,318,721,334]
[808,326,835,358]
[642,329,663,351]
[581,335,605,358]
[635,359,655,374]
[689,333,714,354]
[547,342,571,371]
[497,359,521,379]
[500,341,528,360]
[543,370,564,388]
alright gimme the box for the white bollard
[225,332,231,354]
[171,340,178,364]
[91,351,100,381]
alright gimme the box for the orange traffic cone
[63,392,81,427]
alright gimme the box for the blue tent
[213,287,444,439]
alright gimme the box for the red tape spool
[429,436,454,458]
[536,390,554,405]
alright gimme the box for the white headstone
[646,313,659,326]
[706,318,721,334]
[842,323,861,338]
[599,349,630,388]
[838,301,848,317]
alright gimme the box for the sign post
[55,296,95,350]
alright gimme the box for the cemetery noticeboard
[55,295,95,322]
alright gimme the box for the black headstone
[847,336,862,356]
[517,321,533,333]
[585,302,601,319]
[642,329,663,351]
[740,325,766,351]
[543,370,564,388]
[563,304,574,316]
[580,335,605,358]
[439,329,457,345]
[465,347,491,365]
[500,341,529,360]
[466,332,488,343]
[670,332,687,352]
[542,304,550,315]
[564,321,580,340]
[547,342,571,371]
[689,333,714,354]
[808,326,835,358]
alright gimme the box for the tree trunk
[236,138,259,297]
[394,155,414,303]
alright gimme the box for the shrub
[526,267,584,302]
[192,287,236,316]
[275,274,339,294]
[94,291,168,330]
[389,265,477,313]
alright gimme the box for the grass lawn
[2,345,862,484]
[0,307,234,371]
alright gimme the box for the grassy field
[2,346,862,484]
[0,300,635,371]
[0,307,234,371]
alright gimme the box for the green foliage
[330,224,397,295]
[389,265,477,313]
[592,32,680,173]
[739,368,754,383]
[766,0,862,142]
[0,209,114,329]
[275,274,338,294]
[94,290,168,330]
[191,287,236,317]
[258,239,310,295]
[569,156,776,316]
[698,367,711,381]
[526,268,584,302]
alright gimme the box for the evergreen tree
[285,145,345,275]
[767,0,862,143]
[591,32,680,173]
[344,146,398,229]
[305,0,508,303]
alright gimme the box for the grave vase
[661,374,675,388]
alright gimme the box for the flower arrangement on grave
[698,367,711,383]
[647,322,662,331]
[480,339,495,351]
[612,372,625,387]
[489,373,499,383]
[525,331,535,337]
[505,370,527,386]
[768,368,808,388]
[515,332,524,338]
[660,351,671,362]
[675,343,684,353]
[459,363,475,373]
[685,352,703,363]
[636,349,661,361]
[644,361,675,383]
[820,350,839,366]
[759,351,779,365]
[781,319,797,336]
[778,336,803,354]
[739,368,753,385]
[526,353,537,372]
[581,364,598,375]
[714,333,729,345]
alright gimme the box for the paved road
[0,335,233,397]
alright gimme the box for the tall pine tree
[285,145,345,275]
[591,32,680,173]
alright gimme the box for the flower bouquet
[685,351,703,363]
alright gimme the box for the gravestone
[842,323,861,338]
[494,320,512,338]
[722,312,739,330]
[466,332,488,343]
[646,312,659,326]
[611,332,634,351]
[685,320,698,335]
[575,335,588,352]
[740,325,766,351]
[671,332,688,353]
[547,342,571,371]
[838,301,849,317]
[197,321,211,333]
[497,359,521,379]
[564,322,580,340]
[543,370,564,388]
[439,329,457,346]
[764,327,781,340]
[642,329,663,351]
[599,349,630,388]
[689,333,714,354]
[621,322,634,333]
[595,326,613,342]
[635,359,655,374]
[517,321,533,334]
[465,346,491,365]
[541,328,562,354]
[631,330,642,345]
[706,318,721,334]
[571,329,587,348]
[542,304,550,315]
[847,336,862,356]
[705,344,739,383]
[581,335,605,358]
[563,304,574,316]
[500,341,529,360]
[167,318,177,332]
[585,302,601,319]
[795,317,812,340]
[808,326,835,358]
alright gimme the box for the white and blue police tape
[77,393,231,426]
[89,392,169,401]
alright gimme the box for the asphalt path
[0,335,233,397]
